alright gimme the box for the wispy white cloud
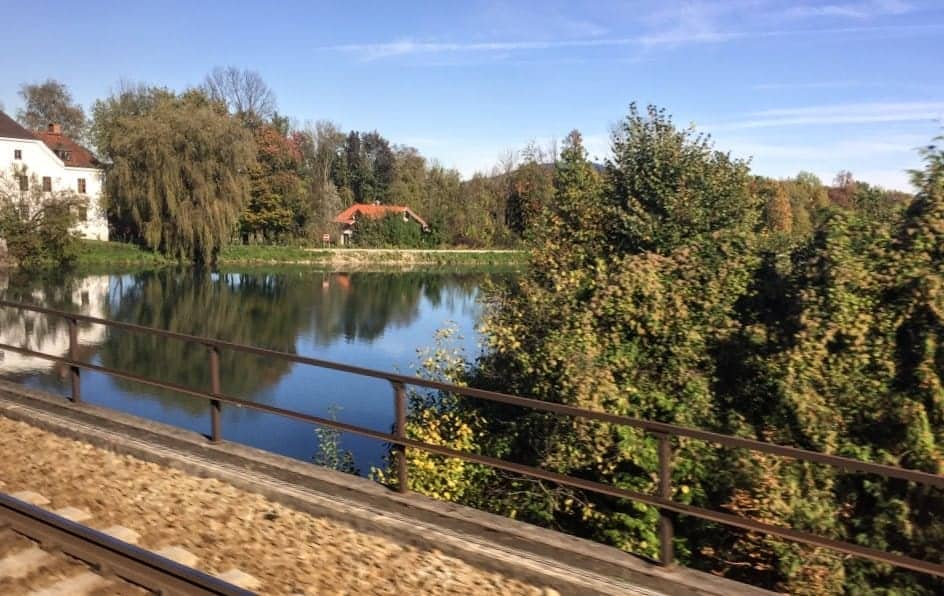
[751,80,944,92]
[635,0,744,48]
[784,0,914,20]
[469,2,610,42]
[637,29,739,47]
[323,23,944,61]
[754,101,943,117]
[324,37,637,60]
[751,80,872,90]
[721,133,929,161]
[705,101,944,130]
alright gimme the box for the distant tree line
[81,69,568,261]
[7,73,915,267]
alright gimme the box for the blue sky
[2,0,942,190]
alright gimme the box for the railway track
[0,492,255,595]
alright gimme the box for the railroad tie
[0,545,53,579]
[154,544,200,567]
[52,506,92,523]
[216,568,262,591]
[10,491,50,507]
[27,570,111,596]
[100,525,141,544]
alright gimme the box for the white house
[0,110,108,241]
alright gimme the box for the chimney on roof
[48,123,61,134]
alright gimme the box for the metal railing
[0,299,942,580]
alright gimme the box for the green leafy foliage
[240,124,305,242]
[372,325,499,507]
[390,108,943,594]
[313,405,359,475]
[0,171,83,270]
[17,78,87,141]
[505,146,554,238]
[92,87,255,263]
[349,213,437,248]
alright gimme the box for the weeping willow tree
[93,87,255,263]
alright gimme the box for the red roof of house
[35,128,101,169]
[0,111,38,140]
[334,204,428,228]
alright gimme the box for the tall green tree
[505,144,554,238]
[361,131,396,202]
[294,121,346,238]
[395,108,760,563]
[17,79,87,139]
[763,183,793,234]
[93,88,255,263]
[608,104,757,254]
[536,129,603,270]
[240,123,305,242]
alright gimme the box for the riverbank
[73,240,527,268]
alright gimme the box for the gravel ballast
[0,415,549,595]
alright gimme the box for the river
[0,267,509,475]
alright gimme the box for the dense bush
[0,173,83,270]
[387,108,943,594]
[350,213,439,248]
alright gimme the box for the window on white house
[14,149,21,160]
[18,176,28,192]
[42,177,52,192]
[70,203,89,221]
[77,178,86,194]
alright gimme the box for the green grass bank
[74,240,527,268]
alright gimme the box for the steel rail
[0,493,255,595]
[1,299,942,580]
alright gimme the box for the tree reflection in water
[0,266,507,468]
[1,267,503,413]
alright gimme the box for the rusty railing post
[209,345,222,443]
[392,381,408,493]
[67,317,81,403]
[658,433,674,567]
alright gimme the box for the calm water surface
[0,267,507,474]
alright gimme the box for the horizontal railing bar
[0,341,942,578]
[1,299,940,489]
[0,343,395,441]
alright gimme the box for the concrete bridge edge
[0,380,778,596]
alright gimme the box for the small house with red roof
[333,203,429,245]
[0,111,108,241]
